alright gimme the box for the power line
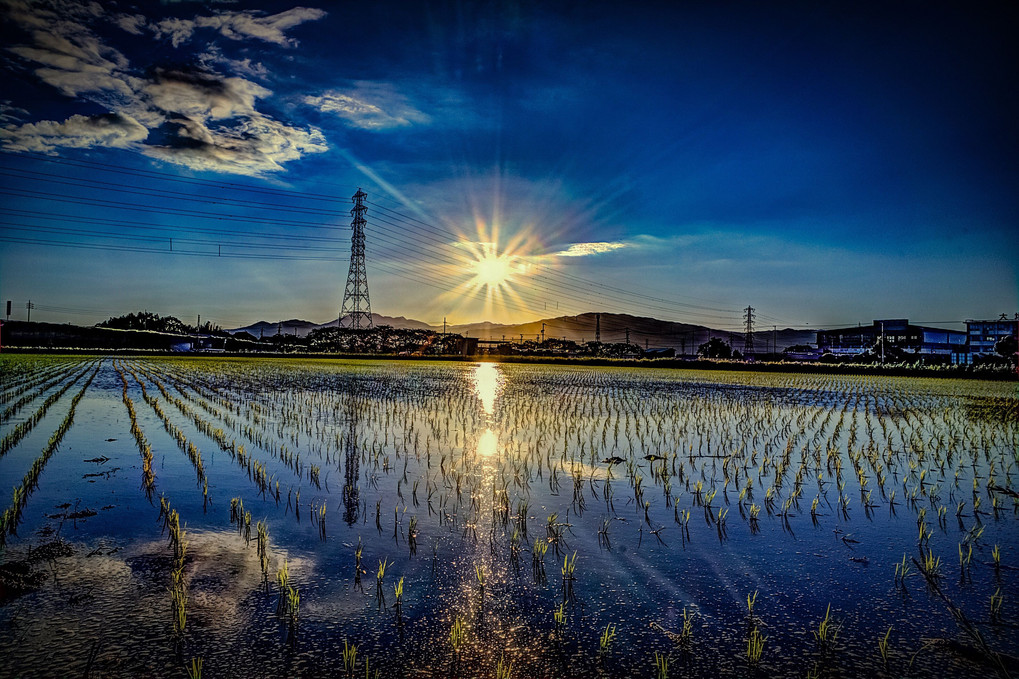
[0,152,750,324]
[0,235,347,261]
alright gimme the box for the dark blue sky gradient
[0,0,1015,330]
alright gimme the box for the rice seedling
[989,588,1003,623]
[276,558,293,616]
[532,537,548,583]
[654,651,669,679]
[553,601,567,633]
[449,615,467,656]
[992,544,1001,570]
[878,625,892,668]
[598,623,616,655]
[959,542,973,573]
[746,590,758,622]
[185,656,203,679]
[894,553,913,585]
[746,626,766,666]
[495,653,513,679]
[256,519,270,588]
[342,639,358,677]
[562,551,577,600]
[394,576,404,617]
[376,557,390,608]
[812,603,841,653]
[917,549,943,579]
[475,563,486,599]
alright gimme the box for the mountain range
[228,312,815,353]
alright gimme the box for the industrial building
[816,319,968,363]
[964,316,1019,363]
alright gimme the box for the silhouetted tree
[995,334,1018,365]
[697,337,733,359]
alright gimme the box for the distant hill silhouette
[448,312,813,353]
[229,311,814,352]
[228,314,433,338]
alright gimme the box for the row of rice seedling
[113,360,156,491]
[144,365,314,501]
[0,359,97,458]
[158,494,191,642]
[135,362,312,498]
[0,358,88,424]
[0,355,80,404]
[123,366,209,498]
[0,362,99,544]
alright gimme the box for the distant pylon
[743,305,755,355]
[339,188,373,329]
[595,313,601,342]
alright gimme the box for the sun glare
[437,215,542,324]
[472,252,512,288]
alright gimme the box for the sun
[438,218,540,323]
[472,251,513,288]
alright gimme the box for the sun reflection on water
[476,428,499,458]
[472,362,503,417]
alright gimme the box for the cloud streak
[551,242,628,257]
[305,83,430,130]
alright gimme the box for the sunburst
[438,216,539,322]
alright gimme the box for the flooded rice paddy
[0,355,1017,678]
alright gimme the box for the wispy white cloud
[0,101,30,124]
[115,13,147,35]
[142,113,326,176]
[551,241,627,257]
[7,22,135,98]
[305,83,430,130]
[198,47,270,80]
[0,0,330,176]
[153,7,327,47]
[143,70,270,121]
[152,17,196,48]
[0,113,148,152]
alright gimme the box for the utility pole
[625,328,630,345]
[773,325,777,355]
[595,313,601,343]
[743,305,755,356]
[26,300,34,322]
[645,338,649,351]
[5,300,10,320]
[339,188,373,329]
[442,317,446,337]
[519,334,524,343]
[541,323,546,343]
[880,321,885,365]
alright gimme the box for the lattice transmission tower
[743,305,755,355]
[339,188,373,329]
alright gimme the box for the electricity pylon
[743,305,755,355]
[339,188,373,329]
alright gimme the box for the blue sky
[0,0,1016,332]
